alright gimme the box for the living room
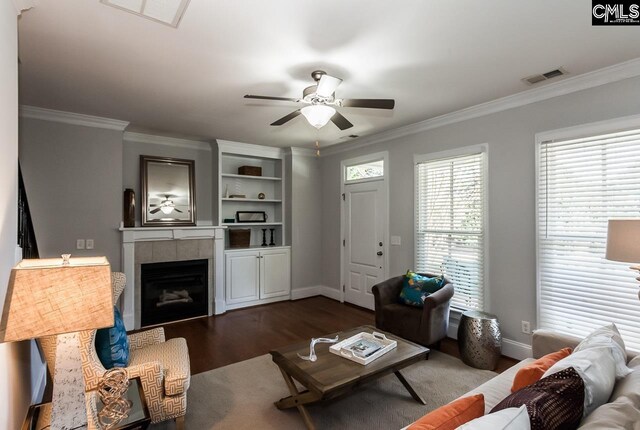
[2,1,640,429]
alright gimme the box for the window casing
[415,147,487,311]
[537,126,640,351]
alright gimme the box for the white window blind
[415,151,486,311]
[538,128,640,351]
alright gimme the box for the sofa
[409,329,640,428]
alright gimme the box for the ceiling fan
[244,70,395,130]
[149,195,183,215]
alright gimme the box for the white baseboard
[290,286,322,300]
[502,338,533,361]
[320,286,342,301]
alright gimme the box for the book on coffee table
[330,331,397,365]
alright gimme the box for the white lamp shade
[0,256,114,342]
[301,105,336,129]
[606,219,640,263]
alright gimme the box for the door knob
[377,251,383,256]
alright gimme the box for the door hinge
[342,193,345,201]
[343,239,345,247]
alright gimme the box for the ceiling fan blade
[271,110,301,126]
[330,111,354,131]
[339,98,395,109]
[244,95,301,103]
[316,75,342,98]
[174,208,183,213]
[150,207,161,214]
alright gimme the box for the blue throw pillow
[399,270,445,307]
[95,306,130,369]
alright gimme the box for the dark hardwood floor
[161,296,518,375]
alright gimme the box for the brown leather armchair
[372,273,454,347]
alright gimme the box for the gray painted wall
[0,4,45,428]
[320,76,640,345]
[19,118,124,270]
[290,153,323,290]
[122,139,213,225]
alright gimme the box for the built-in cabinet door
[260,248,291,299]
[225,251,260,304]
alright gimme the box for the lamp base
[50,333,88,429]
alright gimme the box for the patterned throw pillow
[95,306,130,369]
[399,270,445,307]
[491,367,585,430]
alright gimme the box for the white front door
[343,180,387,309]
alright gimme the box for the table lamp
[0,255,114,429]
[606,219,640,300]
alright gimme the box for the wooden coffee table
[269,325,429,430]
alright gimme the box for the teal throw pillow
[398,270,445,307]
[95,306,130,369]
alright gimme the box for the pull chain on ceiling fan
[244,70,395,130]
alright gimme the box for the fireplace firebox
[141,259,208,327]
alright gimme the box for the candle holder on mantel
[269,228,276,246]
[261,229,268,247]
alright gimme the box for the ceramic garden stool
[457,310,502,370]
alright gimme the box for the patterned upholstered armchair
[78,272,191,429]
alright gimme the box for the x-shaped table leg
[395,370,427,405]
[275,368,321,430]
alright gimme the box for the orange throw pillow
[408,394,484,430]
[511,347,573,393]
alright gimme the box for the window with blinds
[415,149,486,311]
[538,127,640,351]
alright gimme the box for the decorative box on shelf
[330,331,397,365]
[238,165,262,176]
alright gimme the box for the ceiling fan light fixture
[301,105,335,129]
[160,205,174,215]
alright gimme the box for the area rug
[152,351,496,429]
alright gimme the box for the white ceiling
[17,1,640,149]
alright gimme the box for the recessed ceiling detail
[522,67,568,85]
[100,0,190,28]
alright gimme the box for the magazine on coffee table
[330,331,397,365]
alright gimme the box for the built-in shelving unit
[216,140,287,249]
[216,140,291,311]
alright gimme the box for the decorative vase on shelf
[123,189,135,228]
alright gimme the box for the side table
[23,378,150,430]
[87,377,151,430]
[457,310,502,370]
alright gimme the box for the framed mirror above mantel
[140,155,196,227]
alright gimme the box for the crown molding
[287,147,317,157]
[12,0,37,14]
[123,131,211,151]
[320,57,640,157]
[216,139,284,159]
[20,105,129,131]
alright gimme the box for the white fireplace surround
[120,225,226,330]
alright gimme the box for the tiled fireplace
[120,226,226,330]
[140,257,209,327]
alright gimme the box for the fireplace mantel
[119,225,227,330]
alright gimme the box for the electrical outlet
[521,320,531,334]
[86,239,94,250]
[391,236,401,246]
[76,239,85,250]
